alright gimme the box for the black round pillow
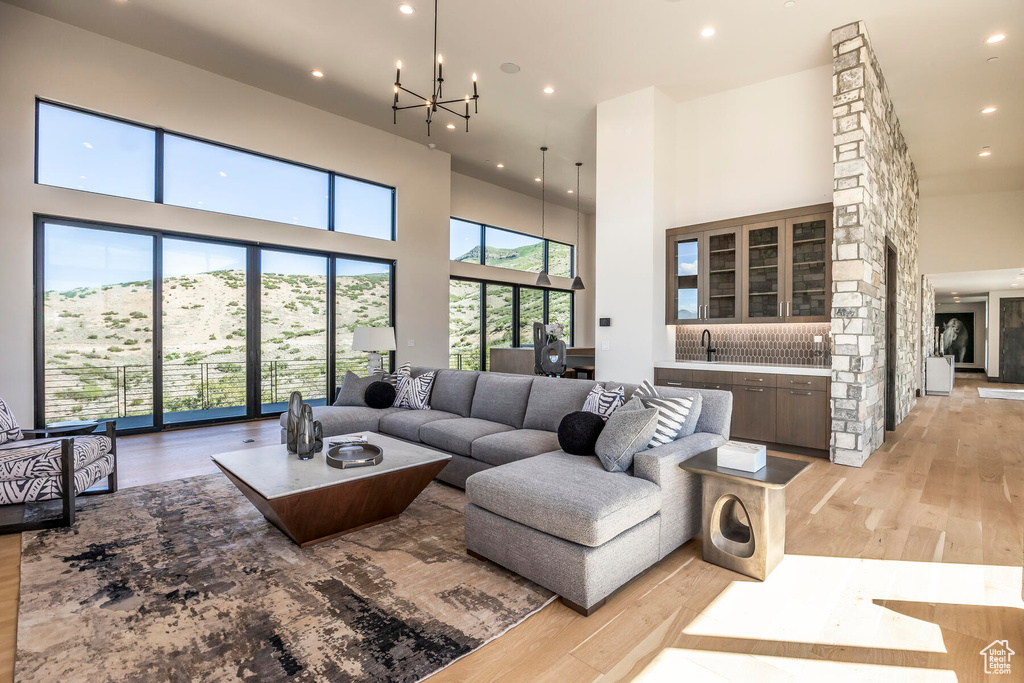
[365,381,397,409]
[557,411,606,456]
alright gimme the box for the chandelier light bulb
[437,54,443,64]
[472,73,478,82]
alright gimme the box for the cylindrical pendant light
[535,146,551,287]
[570,161,585,291]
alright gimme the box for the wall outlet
[407,339,415,347]
[602,341,610,351]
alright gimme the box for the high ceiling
[930,268,1024,302]
[6,0,1022,211]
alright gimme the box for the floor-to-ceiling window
[161,238,248,425]
[485,284,515,369]
[449,280,482,370]
[336,258,393,377]
[260,250,329,414]
[519,287,546,346]
[41,223,155,429]
[548,290,573,342]
[36,219,393,433]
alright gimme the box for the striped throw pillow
[639,395,695,447]
[582,386,625,420]
[394,370,436,410]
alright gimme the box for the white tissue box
[716,441,766,472]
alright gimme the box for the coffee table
[681,449,810,581]
[212,433,451,547]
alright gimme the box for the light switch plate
[407,339,415,347]
[601,341,610,351]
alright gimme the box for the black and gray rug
[17,474,553,682]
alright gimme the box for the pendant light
[535,146,551,287]
[570,161,586,291]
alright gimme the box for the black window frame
[448,275,574,371]
[450,216,574,277]
[34,99,397,241]
[33,214,396,435]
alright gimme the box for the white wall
[935,301,987,371]
[449,172,595,346]
[0,5,592,424]
[674,66,834,226]
[920,190,1024,275]
[594,68,833,381]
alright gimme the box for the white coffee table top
[211,432,451,500]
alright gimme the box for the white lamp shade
[352,326,396,352]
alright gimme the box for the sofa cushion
[522,377,599,432]
[378,409,460,442]
[419,418,514,457]
[429,370,479,417]
[470,374,534,429]
[0,452,115,505]
[466,451,662,547]
[471,429,561,467]
[279,405,404,438]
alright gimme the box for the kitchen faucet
[701,329,716,362]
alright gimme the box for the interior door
[704,226,742,324]
[742,221,786,323]
[1000,298,1024,384]
[784,212,832,322]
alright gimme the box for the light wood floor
[2,374,1022,682]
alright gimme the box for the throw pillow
[634,379,704,439]
[634,378,660,400]
[0,397,21,445]
[365,381,397,409]
[393,370,436,410]
[581,385,625,420]
[557,411,606,456]
[595,406,659,472]
[334,371,381,407]
[638,395,696,447]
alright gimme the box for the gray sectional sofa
[279,367,732,614]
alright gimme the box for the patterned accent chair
[0,398,118,533]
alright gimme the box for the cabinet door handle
[787,301,791,316]
[789,380,813,385]
[790,390,814,396]
[778,302,783,316]
[666,381,682,386]
[743,377,764,382]
[707,385,722,389]
[744,387,764,392]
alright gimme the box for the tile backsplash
[675,323,832,367]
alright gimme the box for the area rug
[17,474,554,682]
[978,387,1024,401]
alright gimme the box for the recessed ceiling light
[310,69,324,78]
[986,34,1005,44]
[567,189,574,194]
[951,291,958,295]
[534,177,542,182]
[980,106,997,114]
[496,163,504,168]
[428,143,437,149]
[783,1,795,7]
[500,62,521,74]
[1013,284,1019,287]
[398,4,415,15]
[446,123,456,130]
[979,147,992,157]
[701,27,716,37]
[543,86,554,94]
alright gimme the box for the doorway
[1000,298,1024,384]
[885,240,898,433]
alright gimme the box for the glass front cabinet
[666,205,832,325]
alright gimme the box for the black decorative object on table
[365,381,397,409]
[296,404,316,460]
[557,411,606,456]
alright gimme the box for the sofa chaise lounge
[279,367,732,614]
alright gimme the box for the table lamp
[352,327,396,374]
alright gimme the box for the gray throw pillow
[594,406,659,473]
[334,371,381,407]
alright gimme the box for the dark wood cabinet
[666,204,832,325]
[776,387,830,450]
[654,367,830,456]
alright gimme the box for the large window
[35,100,394,240]
[36,103,156,202]
[36,219,393,433]
[163,135,330,229]
[449,277,572,370]
[450,218,574,277]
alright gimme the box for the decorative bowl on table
[326,443,384,469]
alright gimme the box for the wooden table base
[216,459,447,547]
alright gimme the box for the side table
[681,449,809,580]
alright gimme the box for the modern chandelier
[392,0,480,136]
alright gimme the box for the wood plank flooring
[2,375,1022,682]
